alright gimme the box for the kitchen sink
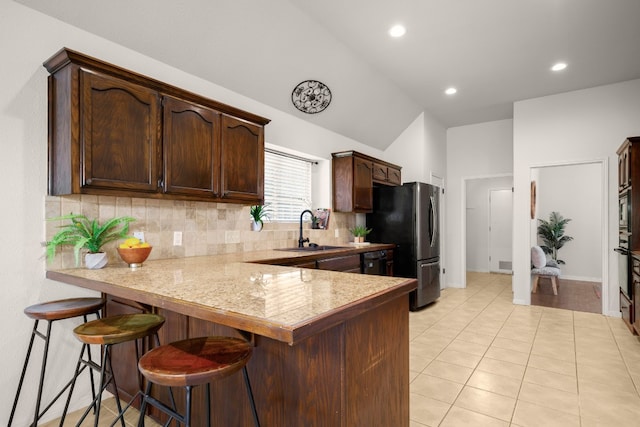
[275,245,349,252]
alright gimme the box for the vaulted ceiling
[18,0,640,150]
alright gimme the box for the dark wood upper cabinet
[332,151,402,213]
[618,138,632,192]
[44,47,270,204]
[80,70,161,193]
[220,115,264,201]
[353,157,374,212]
[163,96,220,198]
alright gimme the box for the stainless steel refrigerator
[367,182,440,310]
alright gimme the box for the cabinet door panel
[163,96,220,197]
[354,157,373,212]
[220,115,264,202]
[372,163,388,182]
[387,166,402,185]
[81,71,160,192]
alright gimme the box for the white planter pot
[85,252,108,269]
[251,220,263,232]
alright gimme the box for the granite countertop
[47,245,415,344]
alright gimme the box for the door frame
[460,173,514,288]
[526,158,608,315]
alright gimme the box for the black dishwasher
[362,250,387,275]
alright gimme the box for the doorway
[465,176,513,275]
[530,162,604,314]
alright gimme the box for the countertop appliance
[367,182,440,310]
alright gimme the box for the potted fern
[537,211,573,265]
[46,214,136,268]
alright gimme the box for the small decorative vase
[251,220,263,232]
[85,252,108,269]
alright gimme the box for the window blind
[264,150,313,222]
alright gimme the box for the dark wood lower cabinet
[105,294,409,426]
[317,254,361,273]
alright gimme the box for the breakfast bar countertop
[46,246,416,345]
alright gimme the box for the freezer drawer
[411,258,440,310]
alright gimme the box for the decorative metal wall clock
[291,80,332,114]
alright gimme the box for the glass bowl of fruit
[117,238,152,268]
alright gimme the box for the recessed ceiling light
[389,25,406,38]
[445,87,457,95]
[551,62,567,72]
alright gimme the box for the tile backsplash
[45,195,356,269]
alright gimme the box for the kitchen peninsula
[47,247,416,426]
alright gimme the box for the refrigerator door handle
[420,260,439,268]
[429,195,437,247]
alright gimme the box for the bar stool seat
[74,313,165,345]
[24,297,105,321]
[137,336,260,427]
[66,313,165,427]
[9,297,105,427]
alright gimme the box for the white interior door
[489,189,512,273]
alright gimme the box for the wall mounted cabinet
[332,151,402,213]
[44,48,270,204]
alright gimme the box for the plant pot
[354,236,365,243]
[251,220,263,232]
[84,252,108,269]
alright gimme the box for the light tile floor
[41,397,160,427]
[45,271,640,426]
[409,271,640,426]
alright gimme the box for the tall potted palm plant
[537,211,573,265]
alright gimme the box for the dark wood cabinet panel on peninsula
[43,47,270,204]
[100,293,409,427]
[332,151,402,213]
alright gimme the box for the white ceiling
[18,0,640,150]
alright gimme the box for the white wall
[0,0,406,422]
[513,79,640,313]
[385,111,447,185]
[466,176,513,272]
[446,119,514,287]
[534,163,602,281]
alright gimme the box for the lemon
[139,242,151,248]
[123,237,141,247]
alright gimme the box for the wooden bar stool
[137,336,260,427]
[64,313,165,427]
[8,297,105,427]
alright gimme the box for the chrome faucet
[298,209,314,248]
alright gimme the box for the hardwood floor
[531,278,602,314]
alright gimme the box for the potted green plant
[537,211,573,264]
[349,225,372,243]
[46,214,136,268]
[249,205,270,232]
